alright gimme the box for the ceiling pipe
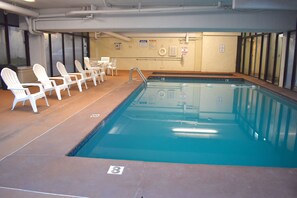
[103,32,131,42]
[66,6,223,16]
[185,33,189,44]
[0,1,39,17]
[25,17,43,35]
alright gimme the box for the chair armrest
[69,72,84,79]
[49,77,67,85]
[49,77,65,80]
[22,83,43,89]
[67,74,79,81]
[89,66,102,70]
[8,87,26,91]
[22,83,44,92]
[84,70,92,74]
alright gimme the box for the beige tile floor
[0,71,296,198]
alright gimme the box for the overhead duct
[232,0,297,10]
[66,5,224,16]
[0,1,39,17]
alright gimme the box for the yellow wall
[201,32,238,72]
[90,32,238,72]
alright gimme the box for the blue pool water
[71,78,297,168]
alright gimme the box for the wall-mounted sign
[139,40,148,47]
[219,44,225,53]
[181,47,188,55]
[114,42,122,50]
[149,40,157,49]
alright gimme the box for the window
[244,38,251,75]
[266,33,276,83]
[254,36,262,78]
[274,34,284,85]
[51,33,63,76]
[237,31,293,90]
[74,35,83,67]
[284,32,296,89]
[240,37,245,73]
[45,33,89,76]
[83,37,88,59]
[9,26,26,66]
[260,35,269,80]
[0,25,7,65]
[44,33,51,75]
[0,12,29,67]
[64,34,74,73]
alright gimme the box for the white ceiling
[1,0,297,33]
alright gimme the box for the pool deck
[0,71,297,198]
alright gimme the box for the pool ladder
[129,67,147,83]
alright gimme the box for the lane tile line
[0,186,88,198]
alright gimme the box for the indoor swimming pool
[70,78,297,168]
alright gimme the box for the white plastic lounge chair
[56,61,87,92]
[74,60,99,86]
[1,67,49,113]
[84,57,106,82]
[33,64,71,100]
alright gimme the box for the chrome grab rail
[129,67,147,83]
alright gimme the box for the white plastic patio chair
[33,64,71,100]
[74,60,99,86]
[108,58,118,76]
[56,61,87,92]
[1,67,49,113]
[84,57,106,82]
[100,57,112,75]
[100,56,118,76]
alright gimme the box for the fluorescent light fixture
[24,0,35,2]
[174,132,218,138]
[172,128,218,133]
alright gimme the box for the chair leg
[44,94,49,107]
[84,80,88,89]
[66,87,71,96]
[55,87,62,100]
[77,82,83,92]
[11,98,18,110]
[92,76,97,86]
[29,98,38,113]
[100,73,104,82]
[97,76,101,84]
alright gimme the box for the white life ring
[158,90,166,98]
[158,48,167,56]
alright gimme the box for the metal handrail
[129,67,147,83]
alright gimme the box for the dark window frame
[283,30,297,90]
[47,32,89,76]
[291,28,297,90]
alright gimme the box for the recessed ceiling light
[24,0,35,2]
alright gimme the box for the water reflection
[125,82,297,166]
[74,81,297,167]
